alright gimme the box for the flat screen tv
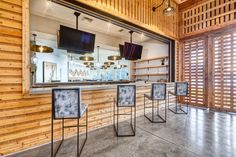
[123,42,143,60]
[119,44,124,58]
[58,25,96,54]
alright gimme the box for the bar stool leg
[152,100,154,122]
[144,96,146,117]
[77,117,80,157]
[165,99,167,121]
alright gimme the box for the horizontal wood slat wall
[75,0,179,39]
[179,0,236,38]
[0,0,178,155]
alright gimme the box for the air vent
[118,29,124,32]
[82,17,93,23]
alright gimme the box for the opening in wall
[28,0,175,89]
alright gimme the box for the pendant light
[79,56,94,61]
[152,0,175,16]
[30,34,53,53]
[104,61,114,66]
[74,11,94,61]
[84,62,94,66]
[107,55,121,61]
[120,64,127,68]
[96,46,101,67]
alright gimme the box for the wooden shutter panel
[213,31,236,111]
[183,39,205,106]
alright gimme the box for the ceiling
[30,0,150,44]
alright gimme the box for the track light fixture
[152,0,175,16]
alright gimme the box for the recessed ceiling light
[47,0,51,6]
[140,33,144,40]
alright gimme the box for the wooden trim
[22,0,30,96]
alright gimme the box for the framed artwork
[117,85,136,107]
[52,88,81,119]
[175,82,188,96]
[43,61,57,83]
[151,83,166,100]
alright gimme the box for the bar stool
[144,83,167,123]
[168,82,189,114]
[113,85,136,137]
[51,88,88,157]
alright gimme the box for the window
[183,39,205,106]
[213,31,236,111]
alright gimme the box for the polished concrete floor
[8,107,236,157]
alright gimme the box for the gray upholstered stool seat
[113,85,136,137]
[51,88,88,157]
[144,83,167,123]
[168,82,189,114]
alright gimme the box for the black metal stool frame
[144,95,167,123]
[113,85,136,137]
[144,83,167,123]
[168,82,189,114]
[51,88,88,157]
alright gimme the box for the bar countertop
[30,81,152,95]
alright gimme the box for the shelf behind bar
[133,65,168,69]
[133,56,168,63]
[132,73,168,76]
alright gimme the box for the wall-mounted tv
[123,42,143,60]
[58,25,96,54]
[119,44,124,58]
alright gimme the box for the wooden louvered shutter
[213,31,236,111]
[183,39,205,106]
[175,41,180,81]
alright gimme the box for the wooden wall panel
[0,0,179,155]
[179,0,236,39]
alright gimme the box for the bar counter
[30,82,175,132]
[4,82,175,155]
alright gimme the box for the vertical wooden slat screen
[183,39,205,106]
[212,30,236,111]
[175,41,181,81]
[179,0,236,38]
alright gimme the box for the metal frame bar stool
[168,82,189,114]
[113,85,136,137]
[51,88,88,157]
[144,83,167,123]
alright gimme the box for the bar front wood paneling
[0,84,175,155]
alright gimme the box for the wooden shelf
[134,65,168,70]
[132,73,168,76]
[133,56,168,63]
